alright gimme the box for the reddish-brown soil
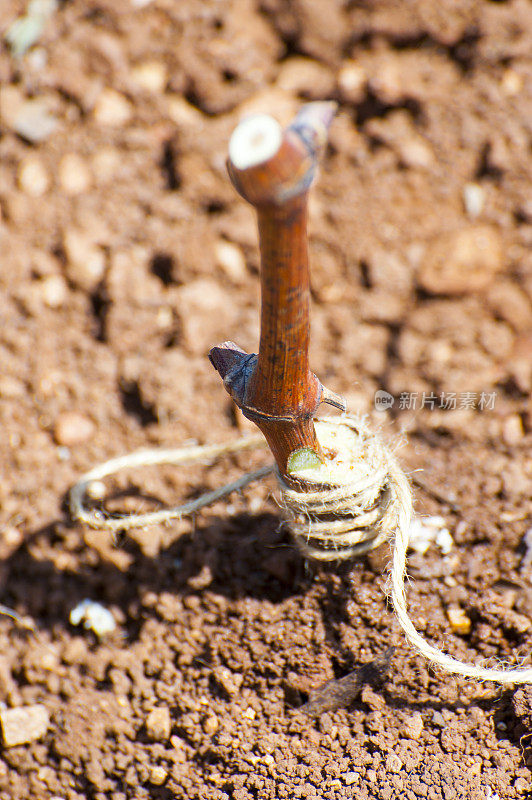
[1,1,532,798]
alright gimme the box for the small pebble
[13,99,58,143]
[337,60,367,103]
[398,137,434,169]
[402,711,424,740]
[202,715,219,735]
[155,306,173,329]
[502,415,524,447]
[148,765,167,785]
[166,96,204,127]
[57,446,70,461]
[463,182,485,219]
[63,229,105,291]
[432,711,446,727]
[408,516,453,555]
[58,153,92,195]
[40,274,68,308]
[342,771,360,785]
[214,240,247,282]
[385,752,403,774]
[242,707,256,721]
[418,225,503,295]
[0,526,23,552]
[18,155,50,196]
[213,666,243,697]
[0,704,49,747]
[130,61,167,93]
[69,599,116,637]
[447,605,472,635]
[93,89,133,127]
[146,706,171,741]
[5,0,58,57]
[187,564,213,590]
[53,411,95,446]
[500,68,523,96]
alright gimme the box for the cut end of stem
[287,447,323,474]
[229,114,283,170]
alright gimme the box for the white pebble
[146,706,171,741]
[148,765,167,785]
[463,183,485,219]
[13,99,58,143]
[435,527,454,555]
[385,752,403,774]
[502,414,524,447]
[63,228,105,291]
[58,153,92,195]
[342,771,360,785]
[500,69,523,96]
[69,599,116,637]
[408,516,453,555]
[6,0,58,57]
[41,274,68,308]
[337,61,367,103]
[53,411,95,446]
[0,704,49,747]
[18,155,50,196]
[93,89,133,127]
[214,240,247,282]
[130,61,167,93]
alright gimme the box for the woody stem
[209,103,338,481]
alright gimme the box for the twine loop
[280,416,409,561]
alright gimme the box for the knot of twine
[69,414,532,686]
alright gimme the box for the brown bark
[210,103,343,481]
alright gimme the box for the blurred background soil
[0,1,531,798]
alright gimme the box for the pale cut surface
[229,114,282,169]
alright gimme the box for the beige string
[69,414,532,685]
[69,434,270,531]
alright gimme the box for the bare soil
[1,1,531,798]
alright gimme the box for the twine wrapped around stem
[69,414,532,686]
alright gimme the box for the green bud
[287,447,322,474]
